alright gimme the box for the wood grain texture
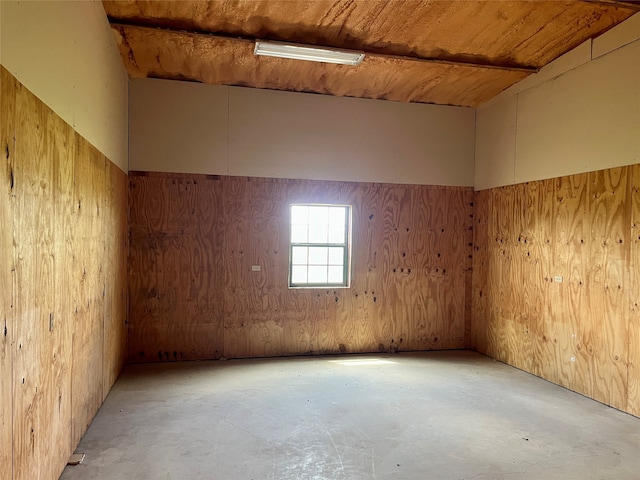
[473,166,637,417]
[71,139,107,447]
[506,183,531,372]
[110,24,528,108]
[528,179,554,380]
[129,175,224,362]
[0,66,16,480]
[129,172,474,361]
[43,89,75,480]
[103,162,128,397]
[629,164,640,416]
[13,75,55,480]
[584,168,629,410]
[2,68,129,479]
[470,190,489,353]
[103,1,635,106]
[103,0,635,68]
[550,174,588,391]
[464,192,474,348]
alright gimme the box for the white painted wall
[0,0,128,171]
[475,13,640,190]
[129,79,229,176]
[130,78,476,186]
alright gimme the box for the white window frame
[289,203,352,288]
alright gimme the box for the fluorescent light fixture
[254,41,365,66]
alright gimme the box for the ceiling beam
[107,20,539,74]
[579,0,640,11]
[109,23,532,107]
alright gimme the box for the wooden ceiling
[103,1,639,107]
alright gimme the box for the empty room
[1,1,639,479]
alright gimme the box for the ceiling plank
[109,20,538,74]
[579,1,640,11]
[103,1,635,107]
[103,1,637,69]
[111,24,530,107]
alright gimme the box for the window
[289,204,351,288]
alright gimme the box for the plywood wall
[0,67,129,480]
[103,161,128,397]
[1,58,16,480]
[1,0,129,170]
[472,164,640,417]
[629,164,640,417]
[129,172,474,362]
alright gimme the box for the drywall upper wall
[475,13,640,190]
[129,79,229,176]
[0,0,128,171]
[130,78,475,186]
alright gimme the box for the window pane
[328,225,345,244]
[308,205,329,225]
[308,265,328,283]
[291,246,308,265]
[291,265,308,284]
[328,265,344,283]
[308,247,328,265]
[291,205,309,225]
[309,221,328,243]
[328,206,346,226]
[291,225,308,243]
[328,247,344,265]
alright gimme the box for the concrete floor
[60,351,640,480]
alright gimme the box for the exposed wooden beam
[372,53,537,74]
[109,23,531,107]
[579,0,640,11]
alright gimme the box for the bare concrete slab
[59,351,640,480]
